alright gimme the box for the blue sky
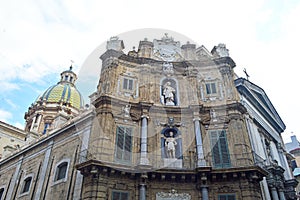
[1,0,300,143]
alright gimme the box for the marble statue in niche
[122,104,131,118]
[165,131,177,158]
[162,81,176,105]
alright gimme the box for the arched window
[21,177,32,194]
[55,162,68,181]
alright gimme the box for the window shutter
[219,131,230,166]
[211,83,217,93]
[228,195,236,200]
[115,126,132,162]
[121,192,129,199]
[210,130,231,168]
[123,79,128,89]
[112,192,120,200]
[112,191,129,200]
[128,79,133,90]
[218,194,236,200]
[116,127,125,160]
[124,128,132,161]
[206,83,211,94]
[211,131,221,166]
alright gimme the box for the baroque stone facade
[0,32,297,200]
[77,34,297,199]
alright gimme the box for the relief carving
[156,189,191,200]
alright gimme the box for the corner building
[77,35,297,199]
[0,33,296,200]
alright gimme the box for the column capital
[141,115,149,119]
[193,117,201,122]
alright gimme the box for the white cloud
[4,98,18,110]
[0,82,20,93]
[0,0,300,142]
[0,109,12,122]
[14,122,24,130]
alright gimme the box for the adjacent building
[0,121,27,160]
[285,135,300,195]
[0,33,297,200]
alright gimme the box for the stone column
[261,177,271,200]
[270,187,280,200]
[139,184,146,200]
[278,189,286,200]
[193,117,206,167]
[277,143,293,180]
[139,115,150,165]
[30,115,37,132]
[201,185,209,200]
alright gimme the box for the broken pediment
[196,45,212,59]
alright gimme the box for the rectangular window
[112,191,129,200]
[210,130,231,168]
[218,194,236,200]
[43,123,50,134]
[115,126,132,162]
[123,78,134,90]
[206,82,217,94]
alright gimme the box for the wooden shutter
[115,126,132,162]
[112,191,129,200]
[210,130,231,168]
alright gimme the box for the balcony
[77,149,268,172]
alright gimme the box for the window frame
[218,194,236,200]
[43,122,51,134]
[53,159,70,185]
[205,82,217,95]
[111,190,129,200]
[122,78,134,91]
[117,73,139,98]
[19,174,34,196]
[114,126,133,164]
[210,130,231,168]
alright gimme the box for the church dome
[38,66,84,110]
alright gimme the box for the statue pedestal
[165,101,175,106]
[163,158,182,168]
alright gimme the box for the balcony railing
[78,149,268,171]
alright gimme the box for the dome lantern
[59,65,77,85]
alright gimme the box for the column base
[139,157,150,166]
[197,159,206,167]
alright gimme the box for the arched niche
[160,127,182,159]
[160,78,179,106]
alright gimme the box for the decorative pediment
[235,78,285,133]
[196,45,212,59]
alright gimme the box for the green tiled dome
[39,67,84,110]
